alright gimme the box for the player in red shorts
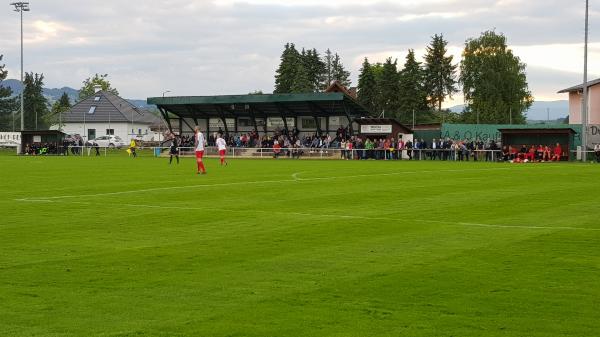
[216,133,227,166]
[194,126,207,174]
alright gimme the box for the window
[238,118,252,127]
[302,118,317,129]
[94,96,101,101]
[106,129,114,135]
[88,106,97,114]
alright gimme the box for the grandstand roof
[146,92,370,119]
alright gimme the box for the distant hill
[1,79,153,110]
[449,100,569,121]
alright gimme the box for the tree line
[273,30,533,125]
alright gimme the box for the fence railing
[11,145,600,162]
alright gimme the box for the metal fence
[9,145,600,162]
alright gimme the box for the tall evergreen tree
[23,72,49,130]
[331,53,351,88]
[377,57,400,118]
[274,43,301,93]
[302,48,326,92]
[357,58,378,115]
[79,73,119,101]
[460,30,533,124]
[0,54,18,131]
[291,51,313,93]
[398,50,428,124]
[424,34,458,113]
[323,49,334,87]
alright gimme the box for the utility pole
[10,2,30,131]
[582,0,590,161]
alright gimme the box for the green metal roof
[146,92,370,119]
[148,92,346,105]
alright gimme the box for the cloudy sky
[0,0,599,107]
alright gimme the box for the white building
[53,88,163,142]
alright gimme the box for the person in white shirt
[194,126,207,174]
[216,133,227,166]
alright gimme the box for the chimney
[93,85,102,93]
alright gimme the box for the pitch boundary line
[15,167,512,201]
[19,199,600,232]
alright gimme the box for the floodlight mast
[582,0,589,162]
[10,2,30,132]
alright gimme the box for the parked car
[93,135,125,148]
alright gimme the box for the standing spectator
[273,140,281,159]
[406,139,413,160]
[129,138,138,158]
[595,144,600,163]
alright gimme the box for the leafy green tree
[398,50,428,124]
[23,72,50,130]
[0,54,18,131]
[357,58,378,115]
[274,43,302,93]
[460,30,533,124]
[79,73,119,101]
[44,92,71,130]
[424,34,458,112]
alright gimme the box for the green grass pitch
[1,155,599,336]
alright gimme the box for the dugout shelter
[498,128,576,160]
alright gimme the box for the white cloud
[0,0,599,103]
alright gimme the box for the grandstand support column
[180,117,195,133]
[158,107,173,133]
[214,105,230,137]
[249,107,259,135]
[275,103,289,133]
[342,101,354,136]
[308,103,322,135]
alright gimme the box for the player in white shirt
[216,133,228,166]
[194,126,207,174]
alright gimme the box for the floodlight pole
[582,0,589,162]
[11,2,30,131]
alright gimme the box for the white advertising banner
[360,125,392,134]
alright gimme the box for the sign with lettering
[360,125,392,134]
[267,117,295,128]
[587,124,600,147]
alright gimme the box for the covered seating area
[146,92,370,137]
[498,128,576,161]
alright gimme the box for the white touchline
[19,199,600,232]
[15,167,512,201]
